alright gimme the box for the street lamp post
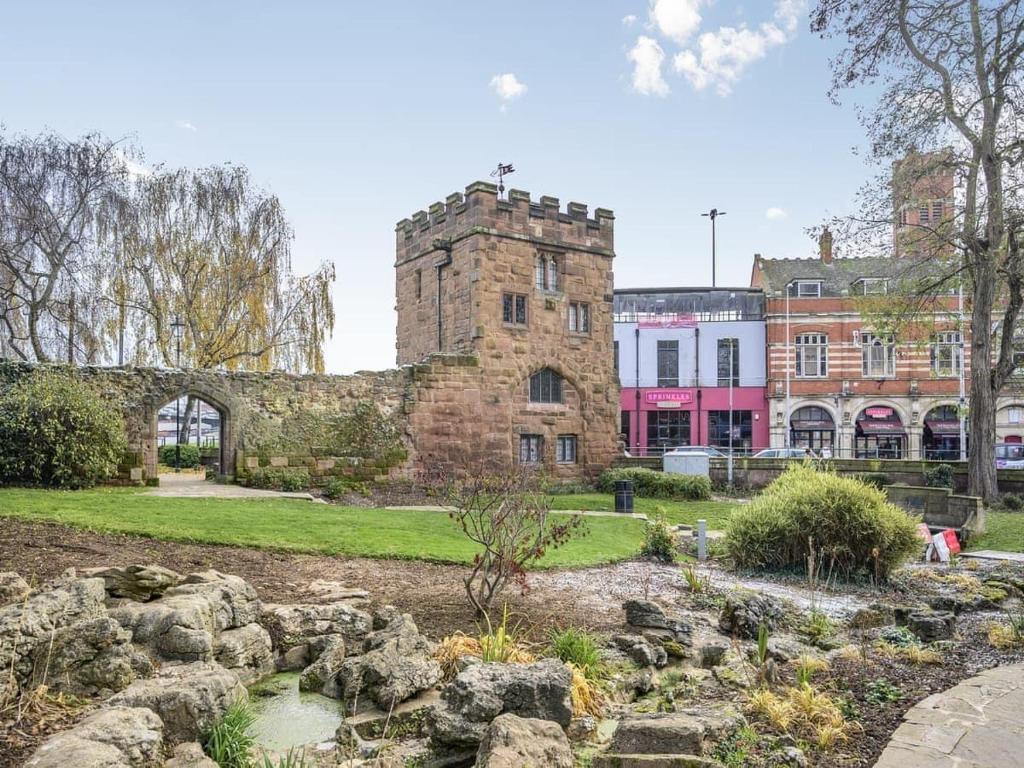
[171,315,185,473]
[785,283,792,450]
[728,337,735,488]
[701,209,726,288]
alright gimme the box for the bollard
[697,519,707,561]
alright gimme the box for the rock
[25,706,163,768]
[0,571,30,606]
[609,713,705,755]
[718,590,784,639]
[430,658,573,749]
[33,616,152,697]
[906,610,955,642]
[300,634,346,695]
[625,667,656,696]
[276,643,310,671]
[768,745,809,767]
[163,742,218,767]
[849,604,895,630]
[214,623,274,683]
[337,614,441,709]
[260,601,372,652]
[111,598,215,663]
[474,713,573,768]
[760,638,806,664]
[0,576,107,689]
[304,580,370,603]
[567,714,598,742]
[613,634,668,668]
[82,565,181,602]
[698,642,729,669]
[108,661,245,744]
[711,648,752,689]
[624,600,692,644]
[163,570,260,630]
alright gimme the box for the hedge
[158,444,201,469]
[596,467,713,500]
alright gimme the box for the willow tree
[117,165,335,436]
[0,131,131,363]
[813,0,1024,500]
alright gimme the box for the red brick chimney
[819,227,834,264]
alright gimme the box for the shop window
[519,434,543,464]
[646,410,691,452]
[795,333,828,377]
[556,435,577,464]
[717,338,739,387]
[931,331,962,377]
[657,340,678,387]
[502,293,527,326]
[568,301,590,334]
[529,368,563,404]
[707,411,752,451]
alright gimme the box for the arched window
[529,368,563,403]
[535,253,559,290]
[547,256,558,291]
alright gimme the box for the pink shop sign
[646,391,693,404]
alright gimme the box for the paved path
[874,664,1024,767]
[144,474,316,501]
[961,550,1024,563]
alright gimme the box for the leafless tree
[429,460,587,619]
[813,0,1024,499]
[0,130,132,363]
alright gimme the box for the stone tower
[394,181,619,475]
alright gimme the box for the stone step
[342,689,440,740]
[592,754,723,768]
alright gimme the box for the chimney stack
[819,228,834,264]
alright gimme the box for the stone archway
[143,383,238,481]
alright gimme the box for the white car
[753,448,818,459]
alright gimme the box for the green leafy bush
[0,371,127,488]
[322,476,368,500]
[723,464,919,580]
[859,472,890,489]
[548,627,602,673]
[203,700,255,768]
[596,468,712,501]
[640,518,677,562]
[244,466,310,491]
[923,463,955,489]
[158,443,201,469]
[1000,492,1024,511]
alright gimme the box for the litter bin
[614,480,634,514]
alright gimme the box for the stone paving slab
[144,474,316,501]
[960,550,1024,563]
[874,664,1024,768]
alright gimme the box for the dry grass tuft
[568,663,606,718]
[987,622,1024,649]
[747,683,851,753]
[433,633,484,681]
[875,641,944,666]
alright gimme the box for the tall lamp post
[784,282,792,449]
[170,315,185,473]
[701,209,726,288]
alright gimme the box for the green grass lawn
[549,493,738,529]
[968,510,1024,553]
[0,487,649,568]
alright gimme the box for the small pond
[249,672,344,752]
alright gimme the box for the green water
[249,672,344,751]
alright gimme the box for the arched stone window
[535,253,559,290]
[529,368,563,403]
[535,255,548,289]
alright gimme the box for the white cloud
[671,0,807,96]
[765,207,788,220]
[649,0,704,45]
[175,120,198,132]
[489,73,528,107]
[622,14,638,26]
[114,149,151,179]
[627,36,670,96]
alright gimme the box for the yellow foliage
[433,633,484,681]
[987,623,1024,649]
[747,683,852,754]
[569,663,606,718]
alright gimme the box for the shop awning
[925,420,962,435]
[791,419,835,430]
[856,419,906,435]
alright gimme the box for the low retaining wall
[236,452,387,486]
[885,485,986,535]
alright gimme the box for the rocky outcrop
[718,590,784,639]
[33,616,152,697]
[162,742,218,768]
[25,706,164,768]
[213,623,274,683]
[108,662,245,744]
[904,609,956,642]
[594,708,746,768]
[0,571,30,606]
[82,565,181,602]
[623,600,693,645]
[613,634,668,668]
[0,575,107,691]
[430,659,573,749]
[474,713,573,768]
[299,634,346,695]
[337,613,441,709]
[260,601,372,656]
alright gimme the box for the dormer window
[535,253,559,291]
[855,278,888,296]
[789,281,822,298]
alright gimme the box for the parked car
[995,443,1024,469]
[663,445,728,458]
[753,448,818,459]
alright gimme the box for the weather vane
[490,163,515,198]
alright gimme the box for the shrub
[244,466,310,491]
[723,464,920,580]
[859,472,890,489]
[640,518,677,562]
[596,467,713,500]
[322,476,368,500]
[923,463,955,489]
[548,627,602,673]
[203,700,256,768]
[0,371,127,488]
[158,443,201,469]
[1000,492,1024,511]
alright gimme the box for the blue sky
[1,1,873,374]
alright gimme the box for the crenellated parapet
[395,181,614,265]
